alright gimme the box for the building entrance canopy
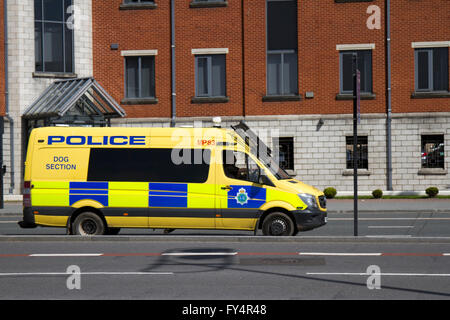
[22,77,126,126]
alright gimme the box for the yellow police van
[19,122,327,236]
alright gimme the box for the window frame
[124,55,156,100]
[415,48,449,93]
[421,135,445,169]
[194,54,226,98]
[266,50,299,96]
[345,136,369,170]
[34,0,74,74]
[339,50,373,95]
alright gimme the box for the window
[87,148,211,183]
[274,137,294,171]
[125,56,155,99]
[223,150,261,183]
[34,0,73,73]
[415,48,449,92]
[346,136,368,169]
[421,135,445,169]
[195,54,226,97]
[266,0,298,96]
[340,50,372,94]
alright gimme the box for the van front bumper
[18,207,37,229]
[292,209,327,231]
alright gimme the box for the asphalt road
[1,210,449,237]
[0,239,450,300]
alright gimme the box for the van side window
[87,148,211,183]
[223,150,260,183]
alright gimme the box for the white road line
[306,272,450,277]
[299,252,382,256]
[161,252,238,256]
[30,253,103,257]
[366,235,412,238]
[0,272,173,276]
[368,226,414,228]
[330,218,450,221]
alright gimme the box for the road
[0,199,449,302]
[1,210,449,237]
[0,238,449,300]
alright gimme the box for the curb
[1,235,450,243]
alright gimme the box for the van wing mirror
[259,174,275,187]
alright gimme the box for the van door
[148,148,216,229]
[216,150,266,230]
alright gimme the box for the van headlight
[298,193,318,209]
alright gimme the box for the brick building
[0,0,449,197]
[91,0,449,193]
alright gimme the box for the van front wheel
[262,212,295,236]
[73,212,106,236]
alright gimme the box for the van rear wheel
[73,212,106,236]
[262,212,295,236]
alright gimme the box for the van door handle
[221,185,232,190]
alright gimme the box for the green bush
[323,187,337,199]
[425,187,439,198]
[372,189,383,199]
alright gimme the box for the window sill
[32,72,77,79]
[191,96,229,104]
[121,98,158,105]
[262,95,302,102]
[190,1,228,8]
[119,3,157,10]
[418,168,447,175]
[342,169,371,176]
[336,93,376,100]
[411,91,450,99]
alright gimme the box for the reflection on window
[346,136,368,169]
[421,135,444,169]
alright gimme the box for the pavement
[1,198,449,216]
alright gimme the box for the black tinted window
[88,148,211,183]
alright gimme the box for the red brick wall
[391,0,450,113]
[92,0,450,119]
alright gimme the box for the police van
[19,122,327,236]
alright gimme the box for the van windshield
[231,122,291,180]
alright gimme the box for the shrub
[425,187,439,198]
[323,187,337,199]
[372,189,383,199]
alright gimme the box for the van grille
[318,195,327,209]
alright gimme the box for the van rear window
[87,148,211,183]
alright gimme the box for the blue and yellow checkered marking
[148,183,188,208]
[227,185,266,209]
[69,182,109,206]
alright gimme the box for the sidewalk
[327,198,450,213]
[0,199,449,216]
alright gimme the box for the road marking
[161,252,238,256]
[366,235,412,238]
[0,271,174,277]
[0,221,18,224]
[368,226,414,228]
[30,253,103,257]
[330,218,450,221]
[1,252,450,258]
[299,252,382,256]
[306,272,450,277]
